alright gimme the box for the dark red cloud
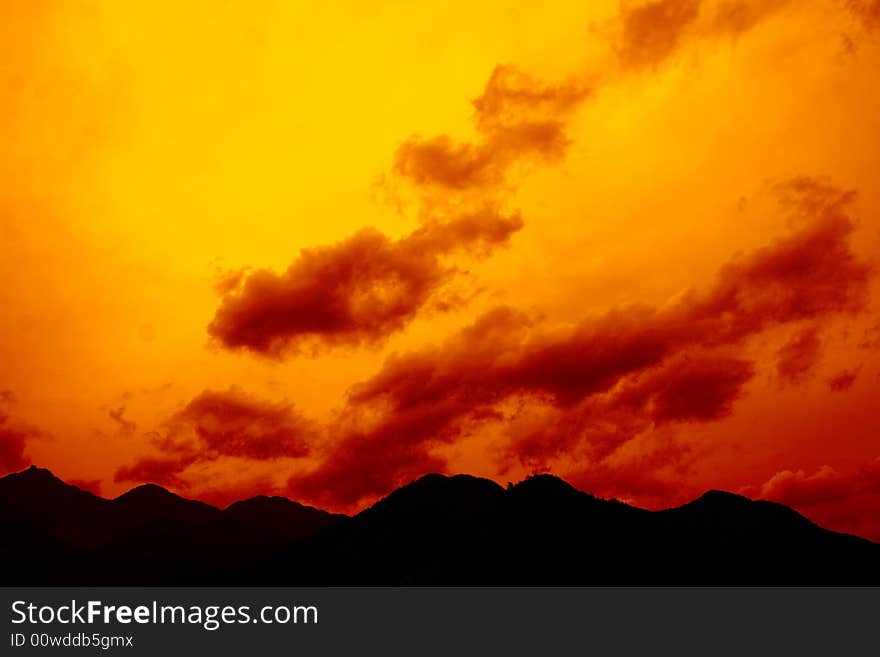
[349,182,867,412]
[287,431,447,511]
[502,351,753,471]
[115,387,315,487]
[753,458,880,541]
[211,66,580,359]
[208,207,522,356]
[566,439,697,507]
[614,353,754,424]
[171,387,313,460]
[287,179,871,508]
[775,326,822,385]
[828,369,859,391]
[394,66,589,191]
[758,465,854,506]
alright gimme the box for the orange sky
[2,0,879,539]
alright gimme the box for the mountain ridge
[1,466,877,585]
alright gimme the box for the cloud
[287,431,447,511]
[617,0,702,70]
[828,369,859,391]
[707,0,791,37]
[211,66,580,359]
[208,207,522,356]
[352,181,866,409]
[775,326,823,385]
[0,392,42,476]
[286,179,871,508]
[115,386,315,487]
[472,65,590,132]
[613,353,755,424]
[210,2,794,362]
[394,0,793,194]
[171,387,314,460]
[396,1,791,191]
[499,351,753,470]
[393,129,563,191]
[108,405,137,434]
[114,455,198,489]
[759,465,854,506]
[753,458,880,540]
[846,0,880,29]
[616,0,791,70]
[394,66,590,192]
[210,66,587,360]
[566,438,697,505]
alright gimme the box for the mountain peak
[115,482,178,501]
[1,465,77,492]
[226,494,291,510]
[509,473,584,497]
[668,489,758,515]
[222,495,347,543]
[14,464,62,481]
[113,483,220,517]
[694,489,753,506]
[225,495,340,516]
[400,472,505,494]
[364,473,504,518]
[662,488,821,536]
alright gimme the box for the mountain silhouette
[1,466,877,585]
[0,466,345,584]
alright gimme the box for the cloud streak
[115,387,315,487]
[208,207,522,356]
[394,65,590,191]
[616,0,791,71]
[207,0,793,359]
[775,326,823,385]
[286,179,871,508]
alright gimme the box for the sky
[2,0,879,540]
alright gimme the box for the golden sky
[2,0,879,538]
